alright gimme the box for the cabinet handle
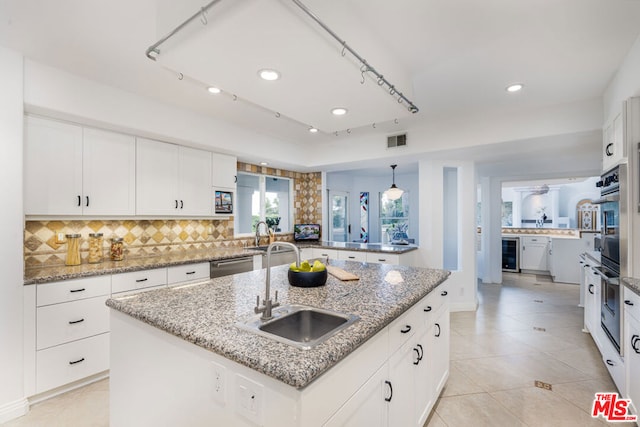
[348,256,356,259]
[441,291,448,296]
[632,335,640,354]
[69,288,86,293]
[86,196,89,207]
[175,200,179,209]
[234,175,237,183]
[606,359,614,366]
[68,318,85,325]
[400,325,411,334]
[413,347,421,365]
[384,381,393,402]
[69,357,85,365]
[606,143,614,156]
[588,284,594,295]
[424,306,432,312]
[77,195,81,206]
[378,259,386,262]
[180,200,184,209]
[435,323,441,337]
[135,278,148,283]
[625,300,634,306]
[417,344,424,361]
[186,271,196,275]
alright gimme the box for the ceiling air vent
[387,133,407,148]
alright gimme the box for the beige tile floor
[3,273,633,426]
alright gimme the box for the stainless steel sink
[237,304,359,350]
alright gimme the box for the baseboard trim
[450,301,478,312]
[0,397,29,424]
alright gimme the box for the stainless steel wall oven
[595,164,628,354]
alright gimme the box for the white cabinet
[313,248,339,260]
[167,262,209,285]
[549,237,594,284]
[624,288,640,416]
[584,266,601,341]
[337,250,367,262]
[136,138,212,216]
[24,116,136,216]
[211,152,237,189]
[300,248,314,262]
[366,253,400,265]
[111,268,167,295]
[602,108,625,172]
[520,236,550,271]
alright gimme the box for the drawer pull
[606,359,614,366]
[400,325,411,334]
[625,300,634,306]
[68,318,85,325]
[413,347,421,365]
[135,278,148,283]
[384,381,393,402]
[435,323,441,337]
[417,344,424,361]
[441,291,448,296]
[632,335,640,354]
[378,259,386,262]
[424,306,432,312]
[348,256,356,259]
[186,271,196,275]
[69,288,86,293]
[588,284,594,295]
[69,357,85,365]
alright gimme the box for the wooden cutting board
[326,265,359,281]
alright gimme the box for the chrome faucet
[255,241,300,321]
[255,221,268,247]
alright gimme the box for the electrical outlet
[235,374,263,424]
[56,233,65,244]
[211,361,226,405]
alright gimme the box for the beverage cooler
[502,237,520,272]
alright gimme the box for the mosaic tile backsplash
[24,163,323,268]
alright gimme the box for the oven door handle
[592,267,619,285]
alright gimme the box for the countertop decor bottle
[88,233,104,264]
[65,234,81,266]
[110,237,124,261]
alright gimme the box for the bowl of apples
[288,259,328,288]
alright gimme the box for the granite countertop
[622,277,640,297]
[299,240,418,254]
[106,260,450,389]
[24,247,261,285]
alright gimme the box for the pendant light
[384,164,404,200]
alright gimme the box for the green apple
[311,260,326,272]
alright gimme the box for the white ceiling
[1,0,640,177]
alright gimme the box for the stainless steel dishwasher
[210,256,254,278]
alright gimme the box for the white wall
[0,46,27,422]
[418,160,477,311]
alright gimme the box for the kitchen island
[107,260,450,426]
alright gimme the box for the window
[380,192,409,244]
[235,172,292,234]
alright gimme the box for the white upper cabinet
[602,102,626,172]
[82,128,136,215]
[211,152,237,189]
[25,116,135,216]
[136,138,212,216]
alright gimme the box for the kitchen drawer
[167,262,209,284]
[388,303,422,355]
[520,236,549,245]
[36,332,109,394]
[37,276,111,307]
[111,268,167,294]
[37,295,110,350]
[419,282,450,323]
[624,287,640,322]
[312,248,339,261]
[337,250,367,262]
[365,252,400,265]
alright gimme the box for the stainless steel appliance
[595,164,628,353]
[210,256,254,278]
[502,237,520,272]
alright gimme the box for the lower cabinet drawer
[111,268,167,293]
[167,262,209,284]
[388,303,422,354]
[37,296,110,350]
[365,253,400,265]
[36,333,109,394]
[337,251,367,262]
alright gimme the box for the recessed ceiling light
[259,162,269,166]
[506,83,524,93]
[331,107,348,116]
[207,86,221,94]
[258,69,280,81]
[309,127,318,133]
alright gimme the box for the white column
[480,177,503,284]
[0,46,27,422]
